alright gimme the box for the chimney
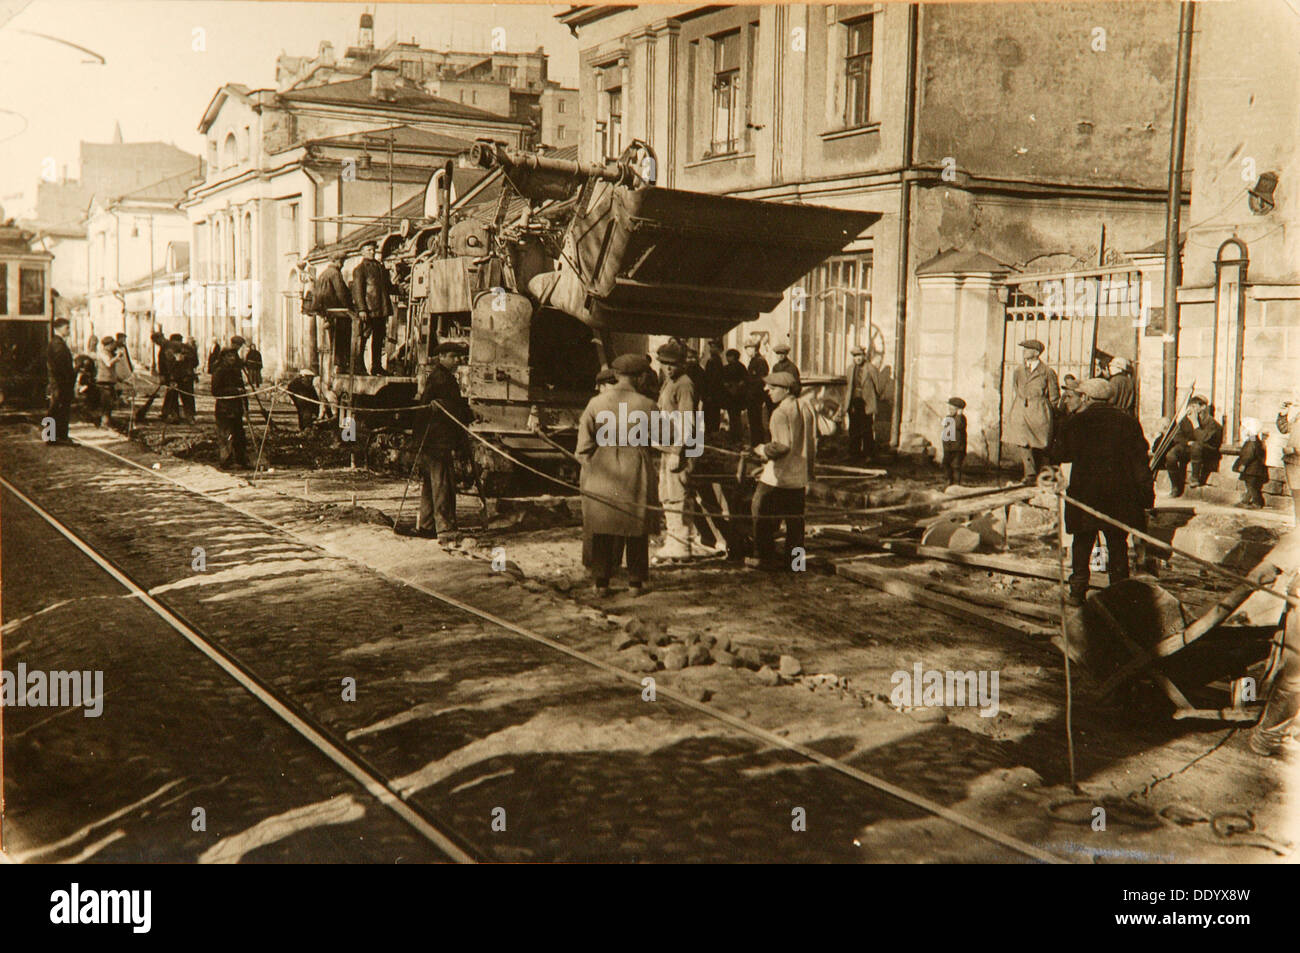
[318,41,335,66]
[370,66,398,101]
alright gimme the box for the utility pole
[1162,1,1195,415]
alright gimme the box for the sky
[0,0,582,219]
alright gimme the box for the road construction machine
[325,139,880,496]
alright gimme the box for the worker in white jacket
[747,370,816,571]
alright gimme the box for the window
[284,202,300,255]
[222,133,238,169]
[19,268,45,315]
[606,86,622,157]
[557,124,566,140]
[844,16,873,128]
[472,89,478,104]
[794,254,873,377]
[0,263,7,313]
[242,124,252,160]
[594,120,608,159]
[557,99,566,114]
[240,211,252,280]
[710,30,742,155]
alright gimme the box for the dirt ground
[74,408,1300,862]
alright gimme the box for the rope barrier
[1058,488,1300,612]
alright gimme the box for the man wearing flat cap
[1053,377,1153,605]
[576,354,658,595]
[211,335,251,469]
[840,345,887,462]
[413,340,471,544]
[748,370,816,570]
[1005,338,1059,483]
[654,341,702,559]
[350,240,393,375]
[743,338,769,443]
[1164,395,1223,497]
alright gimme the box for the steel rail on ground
[8,429,1073,864]
[0,471,484,865]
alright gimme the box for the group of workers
[306,239,395,378]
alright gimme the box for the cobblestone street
[3,421,1291,863]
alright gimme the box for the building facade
[86,169,199,364]
[277,13,578,150]
[183,69,529,376]
[560,2,1184,460]
[1174,0,1299,456]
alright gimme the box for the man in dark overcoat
[1054,377,1154,605]
[575,353,659,596]
[414,340,471,545]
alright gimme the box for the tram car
[0,218,54,408]
[317,140,880,496]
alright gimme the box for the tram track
[2,424,1069,863]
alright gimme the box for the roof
[114,166,202,205]
[915,248,1010,276]
[279,76,522,124]
[308,124,475,155]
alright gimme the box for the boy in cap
[1005,338,1059,483]
[941,397,967,486]
[1233,418,1268,509]
[576,353,658,595]
[771,343,800,381]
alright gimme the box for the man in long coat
[1054,377,1153,605]
[840,345,887,462]
[576,353,658,596]
[46,318,75,443]
[1005,338,1059,483]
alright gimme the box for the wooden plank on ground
[834,558,1057,639]
[819,529,1109,588]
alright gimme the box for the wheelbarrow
[1069,573,1281,723]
